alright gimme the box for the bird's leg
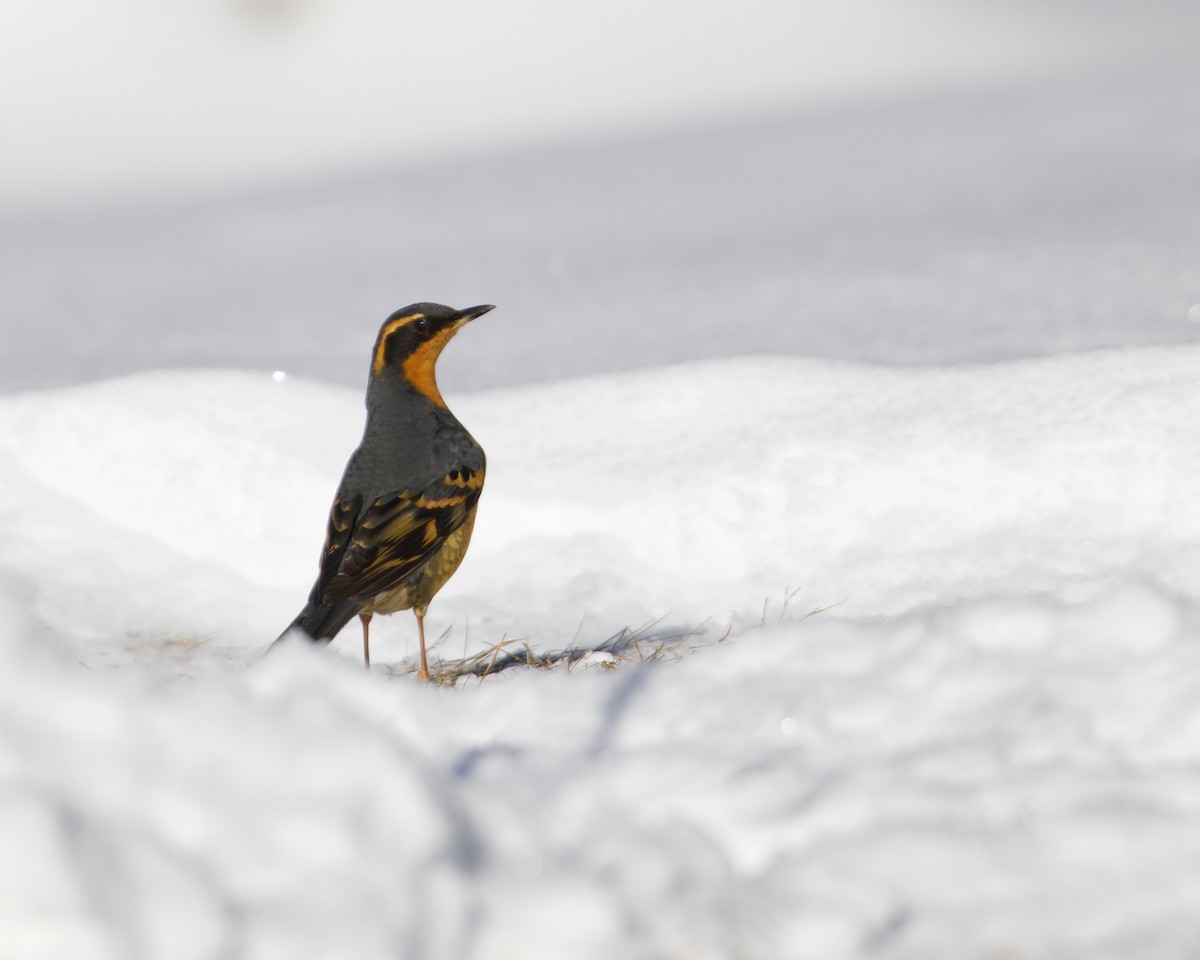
[359,612,372,668]
[414,605,430,682]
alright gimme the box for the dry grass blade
[423,618,703,683]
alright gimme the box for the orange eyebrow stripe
[371,313,426,377]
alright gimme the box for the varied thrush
[276,302,493,680]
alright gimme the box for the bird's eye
[414,317,430,333]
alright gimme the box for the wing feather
[314,467,483,606]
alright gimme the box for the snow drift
[1,348,1199,958]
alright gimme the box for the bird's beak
[455,304,495,324]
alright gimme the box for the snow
[4,5,1200,955]
[6,51,1200,393]
[4,347,1200,958]
[0,1,1160,207]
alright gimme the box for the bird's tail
[274,599,360,646]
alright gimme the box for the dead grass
[383,617,730,685]
[375,584,840,684]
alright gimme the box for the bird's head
[369,302,494,408]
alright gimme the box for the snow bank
[1,348,1199,957]
[4,346,1200,657]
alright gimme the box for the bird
[275,302,493,680]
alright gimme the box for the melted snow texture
[2,350,1200,958]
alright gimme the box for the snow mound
[3,346,1200,658]
[2,582,1200,958]
[1,348,1199,957]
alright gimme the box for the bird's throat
[401,329,454,408]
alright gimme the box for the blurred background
[2,0,1198,393]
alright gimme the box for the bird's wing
[315,466,484,606]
